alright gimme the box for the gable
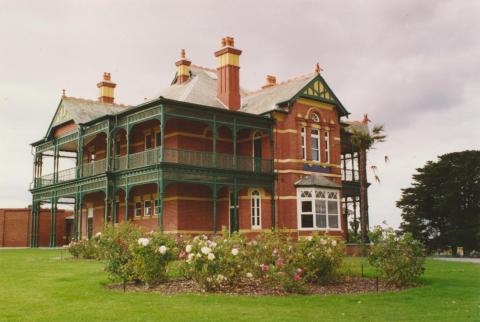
[295,75,349,117]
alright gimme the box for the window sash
[311,130,320,161]
[144,200,152,216]
[301,128,306,160]
[298,188,340,230]
[251,191,261,228]
[134,202,142,217]
[324,131,330,163]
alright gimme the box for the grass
[0,250,479,321]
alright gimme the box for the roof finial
[362,113,371,124]
[180,49,186,59]
[62,89,66,97]
[315,63,323,74]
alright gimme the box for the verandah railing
[34,148,272,188]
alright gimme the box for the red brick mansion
[29,37,367,247]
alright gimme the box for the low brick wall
[0,208,72,247]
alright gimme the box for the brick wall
[0,208,71,247]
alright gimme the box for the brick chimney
[175,49,191,84]
[97,72,116,104]
[261,75,277,89]
[214,36,242,110]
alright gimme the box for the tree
[349,120,386,243]
[398,151,480,255]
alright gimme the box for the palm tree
[349,117,386,243]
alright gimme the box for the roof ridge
[243,72,315,97]
[63,96,129,107]
[190,64,217,73]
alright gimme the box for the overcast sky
[0,0,479,228]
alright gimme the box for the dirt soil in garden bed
[106,276,410,296]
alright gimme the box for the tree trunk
[359,149,369,243]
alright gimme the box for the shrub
[180,230,248,291]
[246,231,307,293]
[98,223,142,285]
[368,227,425,286]
[295,234,344,284]
[131,232,178,286]
[67,238,99,259]
[98,223,178,287]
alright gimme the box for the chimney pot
[97,72,116,104]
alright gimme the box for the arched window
[311,112,320,122]
[251,190,261,228]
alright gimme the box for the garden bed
[106,276,408,296]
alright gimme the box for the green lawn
[0,250,479,321]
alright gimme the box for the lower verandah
[75,182,273,241]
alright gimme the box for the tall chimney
[214,36,242,110]
[175,49,191,84]
[97,72,116,104]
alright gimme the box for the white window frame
[324,130,330,163]
[251,190,261,229]
[144,200,152,216]
[297,188,341,231]
[311,112,320,123]
[311,129,320,162]
[301,127,306,160]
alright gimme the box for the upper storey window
[301,128,306,160]
[311,129,320,161]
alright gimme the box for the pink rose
[178,251,187,259]
[293,274,301,281]
[260,264,269,273]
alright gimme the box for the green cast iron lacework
[56,185,77,198]
[57,131,79,146]
[84,120,108,137]
[36,141,54,153]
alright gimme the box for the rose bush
[67,238,99,259]
[368,227,425,286]
[180,230,248,291]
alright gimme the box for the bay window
[297,188,340,230]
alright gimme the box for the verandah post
[212,183,217,234]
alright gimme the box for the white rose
[95,232,102,238]
[207,253,215,261]
[210,242,217,248]
[201,246,212,255]
[231,248,239,256]
[158,245,168,254]
[185,245,192,253]
[196,253,201,258]
[246,272,253,278]
[187,253,195,262]
[320,239,327,245]
[138,238,150,247]
[306,236,313,241]
[331,240,337,246]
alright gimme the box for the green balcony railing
[32,148,273,189]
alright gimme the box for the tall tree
[398,151,480,254]
[349,117,386,243]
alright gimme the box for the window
[301,128,306,160]
[324,131,330,163]
[88,149,95,163]
[311,112,320,123]
[155,131,162,147]
[298,188,340,230]
[311,129,320,161]
[144,200,152,216]
[145,133,153,150]
[251,190,261,229]
[154,199,160,215]
[115,138,121,156]
[134,202,142,217]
